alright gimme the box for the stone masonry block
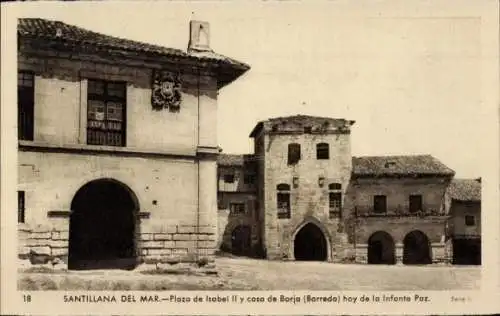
[175,241,196,249]
[197,240,215,248]
[26,239,50,247]
[51,231,69,240]
[153,234,171,241]
[198,226,216,234]
[140,233,153,241]
[147,249,173,256]
[198,234,216,241]
[30,246,51,256]
[171,248,188,256]
[31,232,51,239]
[50,240,68,248]
[51,248,68,256]
[173,234,192,241]
[164,241,175,248]
[142,241,164,249]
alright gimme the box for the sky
[4,1,497,178]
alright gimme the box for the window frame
[465,215,475,226]
[328,183,342,218]
[287,143,301,165]
[316,142,330,160]
[277,183,291,219]
[18,190,25,224]
[86,79,127,147]
[243,174,256,185]
[409,194,423,213]
[229,203,246,215]
[223,173,235,183]
[373,195,387,214]
[18,71,35,141]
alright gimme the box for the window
[465,215,475,226]
[18,72,35,141]
[224,174,235,183]
[87,79,126,146]
[316,143,330,160]
[277,183,291,219]
[328,183,342,218]
[409,195,423,213]
[230,203,246,215]
[18,191,25,223]
[287,143,301,165]
[373,195,387,214]
[328,183,342,191]
[304,126,312,133]
[329,193,342,218]
[244,174,256,185]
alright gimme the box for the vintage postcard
[1,0,499,315]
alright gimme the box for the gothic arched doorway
[68,178,139,270]
[293,223,327,261]
[368,231,395,264]
[403,230,432,265]
[231,225,251,256]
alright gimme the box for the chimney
[188,20,212,52]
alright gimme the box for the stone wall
[262,131,353,261]
[17,49,222,270]
[216,192,259,254]
[139,224,217,264]
[18,54,217,153]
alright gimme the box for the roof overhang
[18,35,250,89]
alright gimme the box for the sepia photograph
[1,0,499,315]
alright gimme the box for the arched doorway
[403,230,432,265]
[368,231,395,264]
[68,179,139,270]
[294,223,327,261]
[231,225,251,256]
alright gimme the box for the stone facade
[16,18,249,270]
[216,115,481,266]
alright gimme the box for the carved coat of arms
[151,70,182,111]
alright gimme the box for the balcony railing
[357,208,446,218]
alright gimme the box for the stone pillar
[395,243,404,265]
[197,159,218,259]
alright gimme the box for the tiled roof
[217,154,256,167]
[17,18,250,83]
[352,154,455,177]
[249,114,355,137]
[448,178,481,202]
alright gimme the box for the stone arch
[367,231,395,264]
[403,230,432,265]
[68,178,140,270]
[292,219,330,261]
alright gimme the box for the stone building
[217,115,482,265]
[16,18,249,270]
[446,178,482,265]
[216,154,259,256]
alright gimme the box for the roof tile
[448,178,481,202]
[18,18,250,70]
[352,154,455,177]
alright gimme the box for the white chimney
[188,20,212,52]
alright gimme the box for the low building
[16,18,249,270]
[446,178,482,265]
